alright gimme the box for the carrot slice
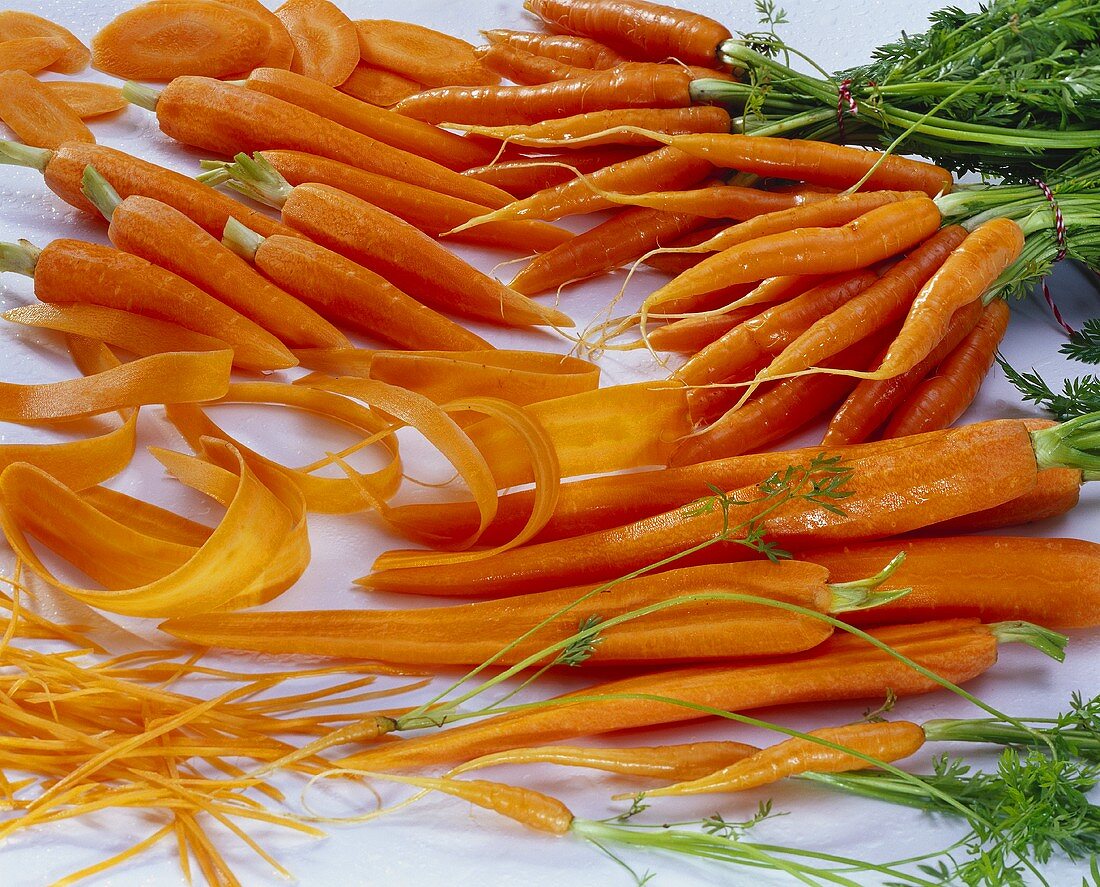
[339,63,420,105]
[0,36,65,74]
[355,19,499,88]
[92,0,274,80]
[218,0,295,69]
[44,81,127,119]
[0,69,94,150]
[275,0,358,86]
[0,11,89,73]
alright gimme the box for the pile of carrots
[0,0,1097,883]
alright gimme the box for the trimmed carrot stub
[43,81,127,119]
[524,0,732,68]
[0,11,90,73]
[481,29,627,70]
[91,1,274,80]
[275,0,358,86]
[242,67,495,171]
[0,36,66,74]
[338,620,1018,770]
[340,63,420,106]
[393,64,693,126]
[463,145,647,199]
[634,721,927,798]
[0,69,93,150]
[823,299,984,446]
[356,20,500,88]
[222,219,489,352]
[808,536,1100,629]
[0,139,298,239]
[882,299,1011,438]
[123,76,515,208]
[81,168,347,350]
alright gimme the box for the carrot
[806,536,1100,629]
[882,300,1011,438]
[124,76,515,208]
[637,721,926,797]
[523,0,732,67]
[5,238,296,371]
[210,149,570,253]
[646,305,766,353]
[338,620,1009,770]
[934,465,1083,534]
[480,29,626,69]
[0,69,93,150]
[0,139,298,239]
[242,67,495,171]
[463,145,647,199]
[275,0,358,86]
[362,416,1075,598]
[823,300,984,446]
[339,63,421,106]
[43,81,127,119]
[81,167,347,350]
[582,182,834,218]
[642,220,726,274]
[355,19,499,89]
[393,64,693,126]
[219,0,295,70]
[449,106,732,148]
[474,42,586,85]
[0,36,66,74]
[509,206,707,295]
[221,219,489,352]
[91,1,274,80]
[0,11,89,74]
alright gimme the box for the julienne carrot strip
[523,0,732,68]
[200,149,571,254]
[393,65,694,126]
[339,64,422,106]
[0,139,298,239]
[221,219,489,352]
[882,299,1011,438]
[463,145,647,199]
[823,300,984,446]
[0,10,90,73]
[0,36,66,74]
[122,76,516,209]
[241,68,496,172]
[0,69,93,151]
[275,0,359,87]
[355,19,500,88]
[480,29,627,69]
[44,81,127,119]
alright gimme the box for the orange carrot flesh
[219,0,295,70]
[647,305,772,353]
[475,42,590,85]
[643,220,726,274]
[589,183,833,218]
[0,36,66,74]
[92,0,274,80]
[0,69,93,150]
[274,0,357,86]
[509,206,706,295]
[339,63,421,106]
[242,67,496,172]
[253,149,571,253]
[363,418,1042,598]
[882,299,1011,438]
[823,299,984,446]
[481,29,627,70]
[393,64,693,126]
[463,145,647,199]
[148,76,515,208]
[933,466,1082,535]
[356,19,499,88]
[44,81,127,119]
[524,0,732,67]
[0,11,90,73]
[339,620,1000,770]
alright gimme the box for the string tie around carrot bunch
[1030,175,1075,336]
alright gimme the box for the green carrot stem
[0,240,41,277]
[827,552,912,613]
[921,718,1100,758]
[990,621,1068,662]
[216,153,293,208]
[80,166,123,221]
[1030,413,1100,479]
[0,140,51,173]
[121,81,160,113]
[221,218,264,262]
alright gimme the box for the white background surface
[0,0,1097,884]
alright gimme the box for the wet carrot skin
[481,28,627,69]
[463,145,648,199]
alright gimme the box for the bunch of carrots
[0,0,1098,885]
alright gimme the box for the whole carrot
[463,144,646,199]
[646,305,765,353]
[882,299,1011,438]
[481,29,627,69]
[579,181,833,218]
[933,465,1083,534]
[0,69,93,150]
[474,42,590,84]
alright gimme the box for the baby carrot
[523,0,732,67]
[355,19,499,89]
[340,64,421,106]
[882,300,1011,438]
[0,36,66,74]
[0,69,93,150]
[463,145,646,199]
[0,11,90,74]
[275,0,359,87]
[43,81,126,119]
[475,42,589,84]
[123,76,515,208]
[241,67,496,171]
[481,29,626,70]
[581,182,833,218]
[646,305,766,353]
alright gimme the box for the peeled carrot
[356,19,499,88]
[481,29,626,69]
[883,300,1011,438]
[0,69,93,150]
[126,76,515,208]
[0,11,89,73]
[43,81,127,119]
[243,67,495,171]
[393,64,693,126]
[275,0,358,86]
[509,206,706,295]
[463,145,646,199]
[0,36,66,74]
[340,63,421,105]
[823,300,984,446]
[523,0,732,67]
[339,620,1007,770]
[92,1,274,80]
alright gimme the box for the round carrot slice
[275,0,358,87]
[0,10,90,74]
[91,0,274,81]
[339,63,421,106]
[217,0,295,69]
[355,19,499,88]
[45,81,128,119]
